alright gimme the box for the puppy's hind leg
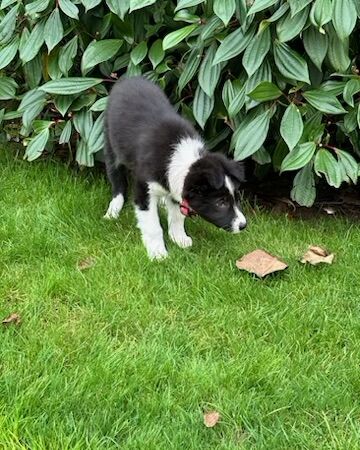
[134,181,168,260]
[166,197,192,248]
[104,140,128,219]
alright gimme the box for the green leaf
[24,53,42,89]
[252,146,271,164]
[248,0,277,15]
[247,81,282,102]
[71,92,97,111]
[234,110,271,160]
[24,128,49,162]
[200,15,223,40]
[22,101,45,129]
[193,85,214,129]
[302,90,346,114]
[0,0,17,8]
[228,85,246,118]
[19,20,45,63]
[149,39,164,68]
[326,24,351,73]
[106,0,129,20]
[54,95,76,116]
[90,97,108,111]
[39,78,102,95]
[44,8,64,53]
[59,0,79,19]
[198,43,221,97]
[276,6,310,43]
[332,0,357,40]
[290,162,316,207]
[130,41,148,65]
[274,41,310,84]
[0,36,19,70]
[259,3,289,31]
[87,112,104,153]
[0,4,18,45]
[73,109,93,140]
[18,88,46,112]
[288,0,313,17]
[280,103,304,150]
[178,45,202,93]
[81,0,101,12]
[336,149,358,184]
[242,27,270,77]
[163,24,197,50]
[303,26,328,71]
[58,36,78,76]
[343,79,360,107]
[358,104,360,130]
[343,108,358,133]
[59,120,72,144]
[81,39,123,74]
[310,0,333,32]
[213,26,255,65]
[314,148,342,187]
[129,0,157,12]
[0,76,17,99]
[174,9,200,23]
[174,0,203,12]
[76,140,93,166]
[281,142,316,172]
[25,0,50,15]
[213,0,235,26]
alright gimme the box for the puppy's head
[182,153,247,233]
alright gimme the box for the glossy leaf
[59,120,72,144]
[343,79,360,107]
[314,148,342,187]
[39,78,102,95]
[130,41,148,65]
[193,85,214,129]
[44,8,63,53]
[58,36,78,76]
[242,27,270,77]
[24,128,49,161]
[213,0,235,26]
[247,81,282,102]
[198,43,221,97]
[234,110,271,160]
[81,39,123,74]
[332,0,357,40]
[276,6,310,43]
[274,41,310,84]
[149,39,164,68]
[302,90,347,114]
[291,162,316,207]
[248,0,277,15]
[280,103,303,151]
[0,76,17,99]
[129,0,157,12]
[59,0,79,19]
[336,148,358,184]
[213,26,255,65]
[303,26,328,71]
[163,24,197,50]
[281,142,316,172]
[0,36,19,69]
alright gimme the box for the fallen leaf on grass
[301,246,334,265]
[236,249,288,278]
[2,313,21,326]
[204,411,220,428]
[77,257,96,271]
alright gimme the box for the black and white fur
[104,77,247,260]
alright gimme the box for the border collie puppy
[104,77,247,260]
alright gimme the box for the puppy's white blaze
[232,206,247,233]
[104,193,124,219]
[225,175,235,197]
[167,136,204,201]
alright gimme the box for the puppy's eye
[216,198,228,208]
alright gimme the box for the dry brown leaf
[2,313,21,326]
[301,246,334,265]
[204,411,220,428]
[236,249,288,278]
[77,256,96,271]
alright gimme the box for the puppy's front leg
[166,197,192,248]
[135,182,168,260]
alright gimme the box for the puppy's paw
[148,245,168,260]
[104,194,124,220]
[170,232,193,249]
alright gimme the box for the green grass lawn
[1,146,360,449]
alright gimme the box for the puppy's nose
[239,222,247,230]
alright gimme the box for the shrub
[0,0,359,206]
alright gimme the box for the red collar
[180,199,196,217]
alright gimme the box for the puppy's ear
[225,160,247,184]
[204,167,224,190]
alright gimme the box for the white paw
[147,245,168,260]
[170,232,193,248]
[103,194,124,220]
